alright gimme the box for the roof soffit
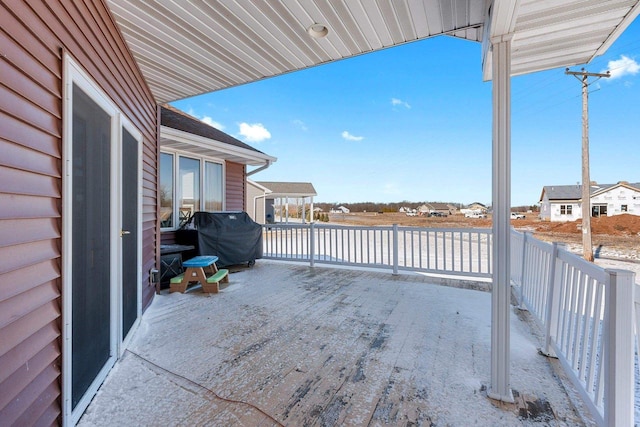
[107,0,485,103]
[106,1,640,101]
[483,0,640,80]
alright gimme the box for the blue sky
[172,18,640,207]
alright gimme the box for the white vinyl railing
[262,223,637,426]
[511,229,636,426]
[263,223,492,278]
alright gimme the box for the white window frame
[160,148,226,231]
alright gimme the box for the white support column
[488,34,514,403]
[310,197,314,223]
[285,197,289,223]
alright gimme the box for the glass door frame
[61,53,143,426]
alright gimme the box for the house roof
[540,182,640,201]
[105,1,640,103]
[419,202,454,211]
[256,181,317,198]
[430,202,455,211]
[160,105,276,166]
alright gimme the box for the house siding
[1,1,157,425]
[246,181,267,223]
[226,162,246,211]
[591,185,640,216]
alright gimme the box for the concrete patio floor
[78,261,590,426]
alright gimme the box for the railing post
[392,224,399,275]
[518,231,529,309]
[542,242,561,357]
[309,222,315,268]
[604,269,635,427]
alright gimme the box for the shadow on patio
[78,261,588,426]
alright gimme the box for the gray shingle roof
[161,105,267,155]
[257,182,317,197]
[541,182,640,201]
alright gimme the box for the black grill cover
[189,211,262,267]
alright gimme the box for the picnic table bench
[169,255,229,294]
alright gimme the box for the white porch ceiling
[107,0,640,104]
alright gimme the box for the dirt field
[327,212,640,261]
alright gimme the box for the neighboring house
[539,182,640,222]
[418,203,457,215]
[248,181,317,223]
[160,105,276,239]
[467,202,488,212]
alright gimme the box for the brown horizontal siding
[226,162,246,211]
[0,139,60,177]
[0,218,59,249]
[0,64,60,119]
[160,231,177,245]
[0,323,59,384]
[0,341,60,411]
[1,0,158,425]
[0,11,62,92]
[0,112,61,156]
[0,240,60,276]
[0,166,60,198]
[0,260,59,304]
[2,363,60,426]
[0,281,60,331]
[0,302,60,363]
[0,85,60,135]
[0,194,60,220]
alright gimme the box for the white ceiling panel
[106,0,638,103]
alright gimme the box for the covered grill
[177,211,262,267]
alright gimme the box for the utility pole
[565,68,610,262]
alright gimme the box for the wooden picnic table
[169,255,229,293]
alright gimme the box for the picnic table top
[182,255,218,268]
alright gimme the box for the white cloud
[602,55,640,79]
[391,98,411,109]
[341,131,364,142]
[238,122,271,143]
[293,119,308,131]
[201,116,224,130]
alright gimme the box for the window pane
[204,161,223,211]
[179,157,200,226]
[160,153,174,228]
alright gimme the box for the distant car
[511,212,525,219]
[429,212,446,217]
[465,212,486,218]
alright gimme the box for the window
[160,152,224,229]
[160,153,174,228]
[560,205,572,215]
[621,204,628,212]
[204,161,223,211]
[179,156,200,226]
